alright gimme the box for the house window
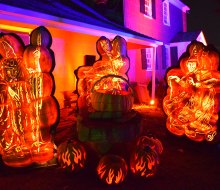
[141,48,153,71]
[144,0,152,18]
[140,0,156,19]
[163,1,170,26]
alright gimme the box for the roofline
[0,4,162,47]
[168,0,190,13]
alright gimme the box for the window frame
[163,0,170,26]
[140,0,156,19]
[144,0,153,18]
[141,48,153,71]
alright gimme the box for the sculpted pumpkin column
[23,26,59,163]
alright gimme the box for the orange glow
[150,99,155,105]
[106,169,114,185]
[0,24,32,34]
[72,146,83,164]
[61,152,71,168]
[163,41,220,142]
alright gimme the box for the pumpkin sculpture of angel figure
[163,41,220,142]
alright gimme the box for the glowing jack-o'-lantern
[163,41,220,142]
[130,145,159,178]
[57,140,87,172]
[96,154,128,185]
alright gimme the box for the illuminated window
[141,48,153,70]
[163,1,170,26]
[140,0,156,19]
[144,0,152,18]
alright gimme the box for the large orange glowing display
[0,26,58,167]
[163,41,220,142]
[75,35,132,116]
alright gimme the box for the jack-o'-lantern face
[187,60,197,73]
[96,154,128,185]
[57,140,87,172]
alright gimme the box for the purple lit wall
[123,0,185,43]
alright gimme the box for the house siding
[123,0,184,43]
[124,0,186,84]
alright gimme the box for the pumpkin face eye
[57,140,87,172]
[96,154,128,185]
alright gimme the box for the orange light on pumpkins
[0,26,58,167]
[163,41,220,142]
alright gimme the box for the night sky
[181,0,220,50]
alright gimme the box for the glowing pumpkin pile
[0,26,58,167]
[163,41,220,142]
[130,136,163,178]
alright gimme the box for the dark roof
[0,0,160,43]
[171,31,202,43]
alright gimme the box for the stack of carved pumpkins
[23,26,58,163]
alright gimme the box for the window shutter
[152,0,156,19]
[140,0,145,14]
[162,45,167,69]
[156,51,159,70]
[141,49,147,69]
[170,46,178,67]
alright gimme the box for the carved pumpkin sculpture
[0,26,58,167]
[163,41,220,142]
[75,35,131,114]
[96,154,128,185]
[57,140,87,172]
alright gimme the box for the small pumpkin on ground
[96,154,128,185]
[57,139,87,172]
[130,145,160,178]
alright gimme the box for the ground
[0,105,220,190]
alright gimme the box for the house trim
[168,0,189,13]
[0,4,162,47]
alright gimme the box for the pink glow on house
[0,0,207,106]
